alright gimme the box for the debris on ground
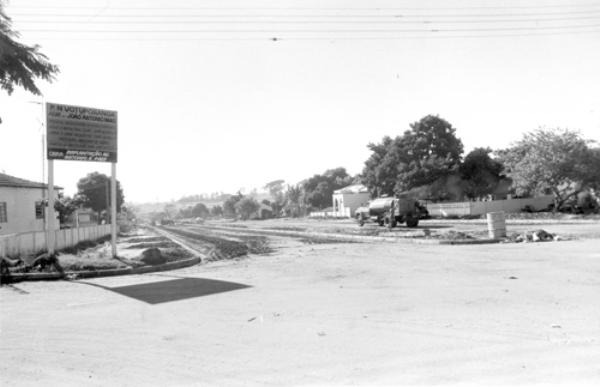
[140,248,167,265]
[504,229,560,243]
[435,230,475,240]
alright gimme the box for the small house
[0,172,60,235]
[332,184,371,217]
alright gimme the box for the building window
[0,202,7,223]
[35,201,45,219]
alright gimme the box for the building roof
[333,184,370,194]
[0,172,61,190]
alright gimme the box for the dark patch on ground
[106,277,251,304]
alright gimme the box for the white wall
[0,186,51,235]
[0,224,112,258]
[332,192,370,217]
[426,196,555,217]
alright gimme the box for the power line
[20,28,600,41]
[9,9,600,18]
[8,3,600,11]
[19,23,600,34]
[13,14,600,25]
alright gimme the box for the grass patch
[126,241,178,249]
[59,235,112,255]
[123,236,167,243]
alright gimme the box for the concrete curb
[194,224,501,246]
[5,256,203,283]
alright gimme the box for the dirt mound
[163,228,272,261]
[140,248,167,265]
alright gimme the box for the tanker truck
[355,197,419,228]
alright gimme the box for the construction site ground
[1,217,599,386]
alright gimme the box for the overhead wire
[7,2,600,11]
[8,3,600,40]
[13,14,600,24]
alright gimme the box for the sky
[1,0,600,203]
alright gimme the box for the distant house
[331,184,371,217]
[65,208,98,228]
[0,172,60,235]
[250,203,273,220]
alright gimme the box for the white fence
[309,208,352,219]
[0,225,111,258]
[426,196,554,217]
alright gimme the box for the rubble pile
[505,229,560,243]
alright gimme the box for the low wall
[309,208,351,218]
[427,196,554,217]
[0,225,112,258]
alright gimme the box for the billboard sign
[46,102,118,162]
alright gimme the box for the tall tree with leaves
[362,115,464,199]
[76,172,124,219]
[223,191,243,218]
[235,197,260,220]
[459,147,505,200]
[264,179,285,216]
[283,184,305,217]
[0,3,59,123]
[303,167,352,209]
[191,202,209,218]
[497,128,599,210]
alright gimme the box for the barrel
[487,211,506,239]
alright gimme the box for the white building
[331,184,371,217]
[0,173,59,236]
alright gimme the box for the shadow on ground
[80,277,251,304]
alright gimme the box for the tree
[210,205,223,217]
[223,191,243,218]
[235,197,260,220]
[54,192,83,225]
[283,184,305,217]
[264,179,285,216]
[76,172,124,219]
[362,115,464,199]
[497,128,600,211]
[0,3,59,123]
[459,147,505,200]
[178,206,193,219]
[191,202,209,218]
[303,167,352,209]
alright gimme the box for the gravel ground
[1,235,599,386]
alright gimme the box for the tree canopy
[264,179,285,216]
[362,115,464,199]
[302,167,353,209]
[76,172,124,215]
[235,197,260,220]
[459,147,505,200]
[497,128,600,210]
[223,191,243,218]
[0,3,59,122]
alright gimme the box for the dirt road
[1,226,599,386]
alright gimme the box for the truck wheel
[378,219,384,227]
[406,216,419,228]
[356,214,364,227]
